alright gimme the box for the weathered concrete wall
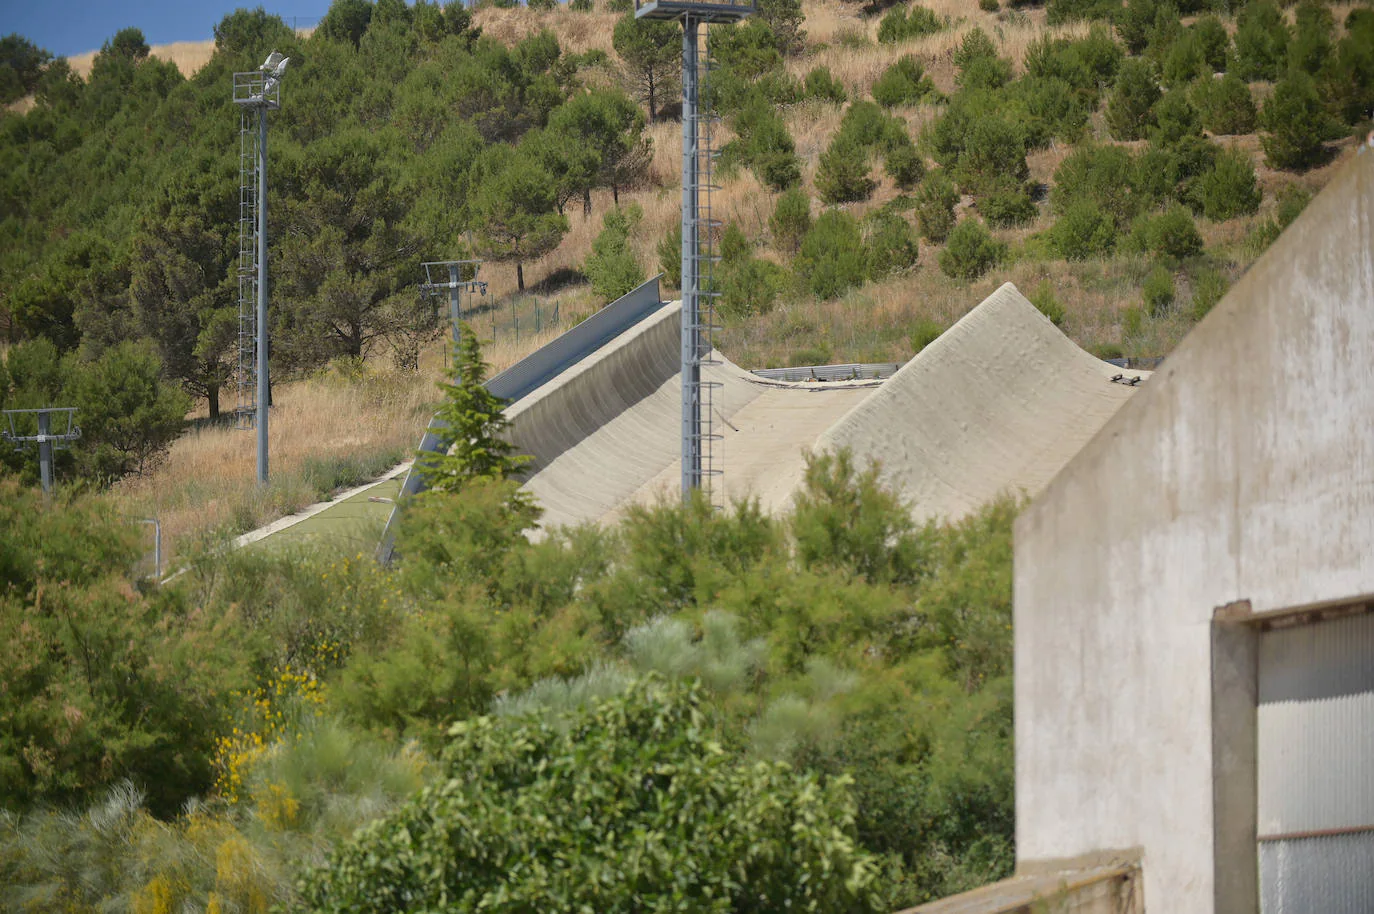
[1013,147,1374,913]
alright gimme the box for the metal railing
[752,362,904,383]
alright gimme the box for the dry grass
[474,6,622,57]
[66,40,217,79]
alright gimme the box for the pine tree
[419,323,530,492]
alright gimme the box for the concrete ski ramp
[382,279,1149,549]
[504,281,1147,532]
[816,282,1148,524]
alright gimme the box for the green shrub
[954,29,1012,91]
[1190,267,1229,320]
[979,0,999,9]
[864,211,920,278]
[732,97,803,191]
[884,140,926,190]
[1030,280,1066,326]
[980,187,1037,228]
[872,55,938,108]
[300,679,884,914]
[797,210,869,298]
[1106,58,1161,141]
[1116,0,1159,55]
[1122,303,1145,339]
[915,171,959,243]
[719,256,788,319]
[584,205,647,302]
[817,136,876,204]
[657,223,682,287]
[770,186,812,255]
[910,318,945,352]
[1050,199,1118,260]
[1051,143,1141,229]
[1193,15,1230,72]
[1024,28,1121,97]
[1142,265,1175,317]
[877,5,946,44]
[1162,30,1209,87]
[1128,205,1204,261]
[1288,0,1334,77]
[1195,148,1261,221]
[1233,0,1290,82]
[1148,88,1202,147]
[1260,70,1332,171]
[939,218,1006,281]
[1325,9,1374,128]
[952,114,1029,195]
[1191,73,1257,135]
[805,65,848,104]
[1046,0,1118,25]
[1246,183,1313,251]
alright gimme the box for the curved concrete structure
[817,282,1147,524]
[508,282,1148,533]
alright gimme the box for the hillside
[1,0,1371,548]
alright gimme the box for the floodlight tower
[635,0,753,504]
[232,51,289,485]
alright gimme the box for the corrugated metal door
[1257,611,1374,913]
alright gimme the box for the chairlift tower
[2,407,81,497]
[420,259,488,378]
[232,51,289,484]
[636,0,753,504]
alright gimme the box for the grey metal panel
[1257,613,1374,836]
[1259,832,1374,914]
[1257,691,1374,834]
[376,276,665,563]
[750,362,904,382]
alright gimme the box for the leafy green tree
[757,0,806,56]
[63,341,191,480]
[1148,88,1202,147]
[938,218,1005,281]
[1191,72,1257,135]
[871,55,937,108]
[914,171,959,243]
[212,7,296,58]
[657,223,682,287]
[730,95,802,191]
[0,33,51,104]
[1260,70,1331,171]
[467,143,569,291]
[1126,205,1204,261]
[1050,199,1117,260]
[884,139,925,191]
[1233,0,1289,82]
[1116,0,1160,55]
[418,323,529,493]
[770,187,812,255]
[104,27,150,61]
[0,480,232,816]
[1325,9,1374,128]
[805,65,847,103]
[1142,264,1175,317]
[547,89,651,213]
[585,205,647,302]
[1288,0,1334,77]
[1192,15,1230,73]
[797,210,868,298]
[877,5,945,44]
[817,136,876,204]
[300,679,882,914]
[864,211,919,278]
[275,127,424,363]
[613,13,679,124]
[318,0,374,47]
[980,187,1037,228]
[1195,148,1261,221]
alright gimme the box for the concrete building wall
[1013,148,1374,913]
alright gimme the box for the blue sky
[0,1,335,58]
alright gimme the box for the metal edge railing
[751,362,906,383]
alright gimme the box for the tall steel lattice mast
[635,0,753,505]
[232,52,288,484]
